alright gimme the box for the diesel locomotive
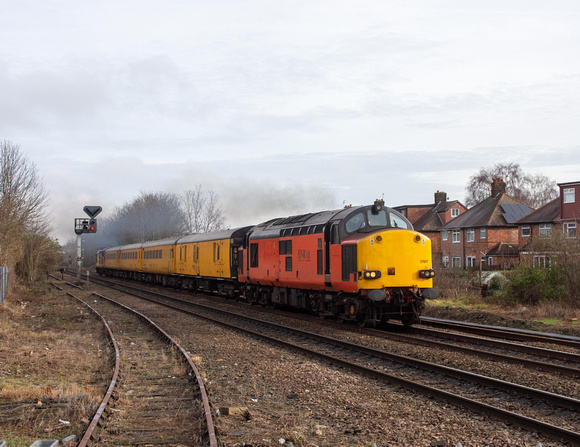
[96,200,437,327]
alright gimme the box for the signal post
[74,206,102,284]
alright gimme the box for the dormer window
[564,188,575,204]
[451,208,459,218]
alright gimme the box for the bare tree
[108,191,186,244]
[464,163,558,208]
[15,232,61,282]
[181,185,225,234]
[0,140,58,283]
[181,185,205,234]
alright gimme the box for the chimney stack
[491,178,506,197]
[434,190,447,204]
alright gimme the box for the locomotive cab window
[345,213,366,233]
[389,212,410,229]
[367,209,388,227]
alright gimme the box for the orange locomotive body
[238,200,437,327]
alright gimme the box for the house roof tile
[515,198,560,224]
[442,193,532,229]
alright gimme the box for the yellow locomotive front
[357,228,434,293]
[336,201,438,327]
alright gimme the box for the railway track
[419,316,580,349]
[82,273,580,379]
[82,275,580,445]
[53,281,216,446]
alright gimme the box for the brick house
[395,191,467,267]
[516,181,579,266]
[439,179,533,269]
[557,181,580,237]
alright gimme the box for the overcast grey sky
[2,1,579,243]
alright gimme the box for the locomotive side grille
[342,244,357,281]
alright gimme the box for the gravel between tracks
[2,282,576,446]
[119,289,571,447]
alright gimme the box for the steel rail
[66,292,121,447]
[365,328,580,378]
[90,292,218,447]
[413,326,580,362]
[89,279,580,444]
[420,317,580,349]
[92,273,580,377]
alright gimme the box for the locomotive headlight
[363,270,382,279]
[419,269,436,279]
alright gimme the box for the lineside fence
[0,266,8,303]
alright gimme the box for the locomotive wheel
[358,305,379,328]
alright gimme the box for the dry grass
[429,271,580,335]
[0,284,111,446]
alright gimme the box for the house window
[452,230,460,243]
[451,208,459,218]
[466,256,476,268]
[467,229,475,242]
[521,225,531,237]
[539,224,551,237]
[451,257,461,268]
[563,188,575,204]
[481,256,487,266]
[480,228,486,239]
[488,256,493,266]
[442,256,449,267]
[533,255,549,268]
[564,222,577,237]
[442,231,448,241]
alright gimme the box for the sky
[2,0,580,243]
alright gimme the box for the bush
[433,268,478,299]
[491,265,567,306]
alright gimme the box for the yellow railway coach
[174,227,251,295]
[141,238,180,283]
[118,242,142,273]
[102,246,121,271]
